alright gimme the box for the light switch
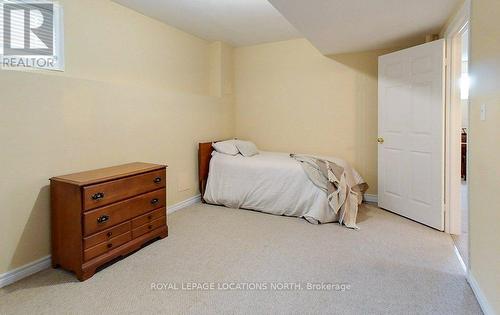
[480,104,486,121]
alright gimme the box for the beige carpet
[0,203,481,314]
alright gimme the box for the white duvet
[203,151,365,224]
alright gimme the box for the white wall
[468,0,500,313]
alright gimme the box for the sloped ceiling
[112,0,301,46]
[269,0,461,54]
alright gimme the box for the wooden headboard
[198,142,215,202]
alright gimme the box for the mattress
[204,151,365,224]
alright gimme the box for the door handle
[377,137,384,144]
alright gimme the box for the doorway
[443,0,471,269]
[451,26,470,266]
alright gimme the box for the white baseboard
[452,244,467,272]
[0,255,51,288]
[364,194,378,204]
[452,239,494,314]
[168,194,201,214]
[467,272,495,315]
[0,195,201,289]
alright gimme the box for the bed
[198,141,368,227]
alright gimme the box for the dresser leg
[77,268,96,281]
[51,260,60,269]
[159,226,168,238]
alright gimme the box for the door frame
[442,0,470,236]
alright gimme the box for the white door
[378,39,445,230]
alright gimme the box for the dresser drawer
[83,221,131,249]
[132,216,166,239]
[83,169,166,210]
[84,231,132,262]
[83,188,166,236]
[132,208,166,229]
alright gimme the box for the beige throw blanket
[291,154,368,229]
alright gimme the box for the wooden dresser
[50,162,168,281]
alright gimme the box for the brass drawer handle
[148,225,153,230]
[97,215,110,224]
[92,192,105,200]
[148,215,153,220]
[151,198,159,205]
[153,177,162,184]
[107,243,113,249]
[106,232,113,238]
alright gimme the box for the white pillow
[235,140,259,157]
[212,140,239,155]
